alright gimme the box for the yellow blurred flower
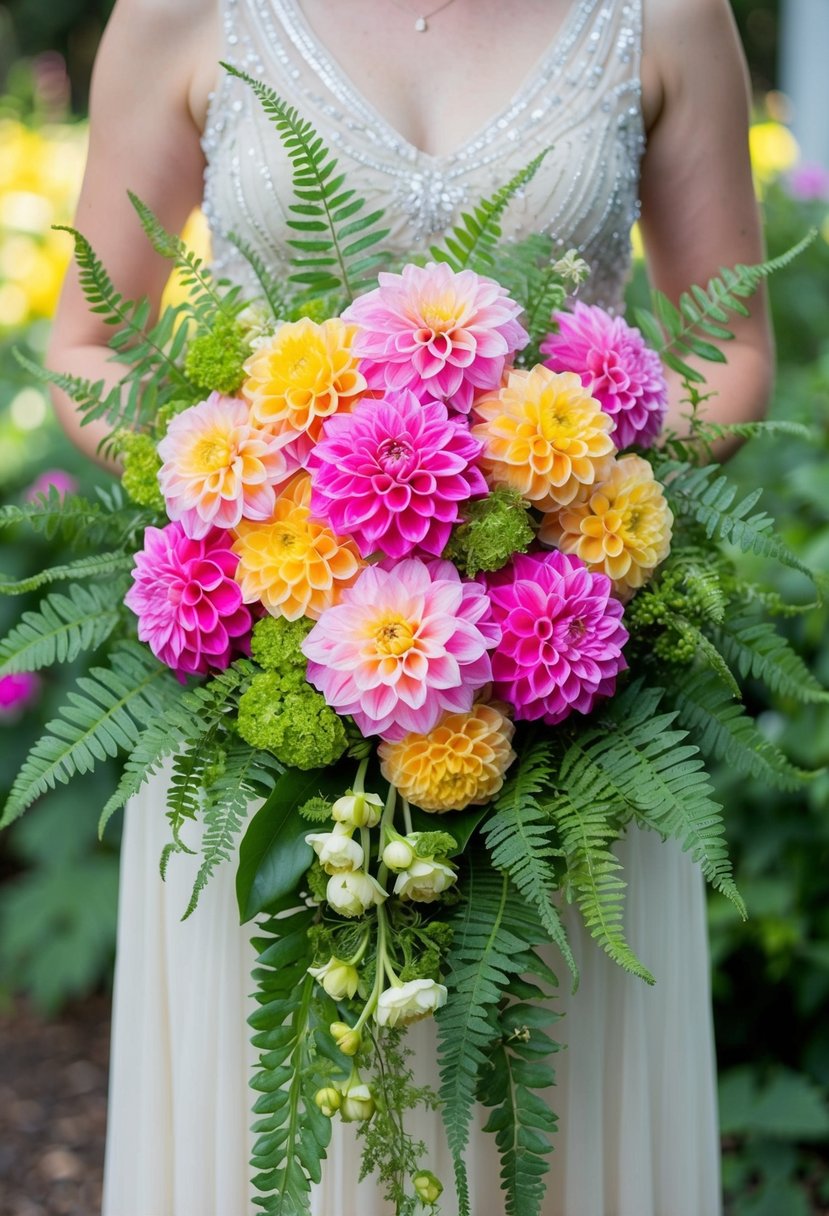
[539,453,672,600]
[160,207,213,314]
[243,317,366,447]
[378,702,516,813]
[749,120,799,186]
[471,365,616,510]
[232,472,363,620]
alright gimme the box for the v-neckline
[278,0,593,165]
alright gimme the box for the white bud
[382,839,415,872]
[332,791,384,828]
[308,957,360,999]
[340,1081,375,1122]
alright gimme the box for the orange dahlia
[539,454,673,600]
[242,317,366,459]
[378,702,516,813]
[232,473,363,620]
[471,365,615,509]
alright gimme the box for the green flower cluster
[184,315,250,396]
[250,615,313,674]
[117,431,165,511]
[626,566,721,664]
[237,673,347,770]
[443,486,535,577]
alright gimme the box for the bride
[49,1,772,1213]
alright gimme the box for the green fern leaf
[12,349,127,432]
[667,669,809,789]
[0,483,150,548]
[430,151,548,273]
[0,580,128,675]
[481,741,576,981]
[0,551,135,596]
[2,642,180,827]
[711,612,829,704]
[227,230,290,318]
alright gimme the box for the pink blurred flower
[786,162,829,202]
[24,469,78,503]
[342,261,528,414]
[302,557,499,740]
[157,392,296,539]
[125,522,252,677]
[308,390,487,559]
[541,303,667,450]
[0,672,41,718]
[483,550,628,725]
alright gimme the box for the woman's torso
[197,0,646,310]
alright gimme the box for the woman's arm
[639,0,774,437]
[47,0,216,466]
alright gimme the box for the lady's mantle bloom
[379,702,516,813]
[342,261,528,414]
[157,393,294,539]
[540,455,673,600]
[125,523,251,677]
[242,317,366,462]
[308,390,487,559]
[472,366,616,509]
[233,473,363,620]
[302,558,499,740]
[375,979,448,1028]
[541,303,668,450]
[484,550,628,725]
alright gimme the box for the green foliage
[0,481,149,549]
[430,151,547,273]
[442,486,535,578]
[491,233,570,368]
[248,906,332,1213]
[0,549,134,595]
[634,234,815,382]
[481,741,576,980]
[436,853,558,1215]
[224,66,390,301]
[2,640,181,827]
[712,611,829,704]
[227,230,290,318]
[0,579,127,675]
[478,1001,561,1216]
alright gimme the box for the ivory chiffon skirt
[102,772,722,1216]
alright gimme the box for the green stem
[402,797,413,836]
[353,756,370,795]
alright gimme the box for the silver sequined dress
[102,2,722,1213]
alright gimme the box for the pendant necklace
[389,0,461,32]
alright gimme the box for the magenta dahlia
[302,557,499,740]
[342,261,528,415]
[307,390,487,559]
[125,522,252,678]
[541,303,668,450]
[483,550,628,726]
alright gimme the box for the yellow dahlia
[232,473,363,620]
[242,317,366,459]
[539,454,673,600]
[378,702,516,813]
[471,365,616,509]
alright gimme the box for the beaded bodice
[202,0,644,310]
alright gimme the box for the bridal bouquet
[1,70,823,1216]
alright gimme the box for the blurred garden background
[0,1,828,1213]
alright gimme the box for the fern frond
[478,1002,560,1216]
[635,234,815,380]
[437,854,556,1215]
[98,660,255,835]
[481,741,576,981]
[430,151,548,273]
[249,908,332,1213]
[12,349,127,432]
[0,484,149,548]
[712,612,829,704]
[228,230,290,318]
[0,551,135,596]
[655,458,816,580]
[223,67,389,301]
[0,580,128,675]
[673,618,741,696]
[183,743,283,919]
[2,642,180,827]
[667,669,809,790]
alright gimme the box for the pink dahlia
[483,550,628,726]
[0,672,40,718]
[541,303,667,450]
[342,261,528,415]
[302,557,499,741]
[307,390,487,560]
[24,469,78,503]
[125,522,252,678]
[157,392,296,539]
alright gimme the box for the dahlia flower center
[377,436,414,470]
[567,616,587,641]
[539,399,577,443]
[373,614,416,657]
[276,337,329,394]
[419,295,461,333]
[191,432,234,474]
